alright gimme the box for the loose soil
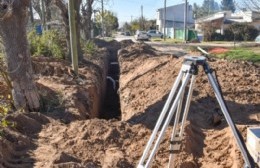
[0,40,259,168]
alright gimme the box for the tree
[239,0,260,11]
[0,0,40,111]
[81,0,95,40]
[221,0,235,12]
[95,10,118,36]
[53,0,83,61]
[193,1,220,19]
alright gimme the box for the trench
[100,49,121,120]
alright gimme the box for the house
[156,3,195,39]
[195,10,260,34]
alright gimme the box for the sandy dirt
[0,40,259,168]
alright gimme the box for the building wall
[156,3,194,33]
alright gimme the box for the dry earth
[0,40,259,168]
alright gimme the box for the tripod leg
[145,73,192,168]
[168,74,196,168]
[206,71,252,168]
[137,70,185,167]
[179,75,196,139]
[167,74,187,168]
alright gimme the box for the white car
[147,30,163,38]
[134,30,150,41]
[255,35,260,43]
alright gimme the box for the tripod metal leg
[167,74,187,168]
[167,74,197,168]
[207,72,252,168]
[137,69,185,168]
[144,73,192,168]
[179,75,196,139]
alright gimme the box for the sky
[106,0,221,25]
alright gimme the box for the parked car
[134,30,150,41]
[255,35,260,43]
[124,31,131,36]
[147,30,163,38]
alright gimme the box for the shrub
[28,30,66,59]
[211,32,224,41]
[224,23,259,41]
[83,40,97,56]
[243,25,259,41]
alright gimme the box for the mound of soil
[0,40,259,168]
[118,43,260,167]
[209,47,229,54]
[32,53,108,122]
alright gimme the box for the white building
[156,3,195,34]
[195,10,260,34]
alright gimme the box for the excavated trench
[100,44,121,120]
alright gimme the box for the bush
[83,40,97,56]
[224,23,259,41]
[28,30,66,59]
[211,32,224,41]
[243,25,259,41]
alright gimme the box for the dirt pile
[118,43,260,167]
[0,40,259,168]
[32,53,108,122]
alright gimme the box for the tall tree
[0,0,40,111]
[221,0,235,12]
[81,0,94,40]
[193,0,220,19]
[239,0,260,11]
[95,10,118,36]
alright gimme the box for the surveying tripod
[137,56,254,168]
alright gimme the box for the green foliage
[193,1,220,19]
[95,10,119,36]
[28,30,66,59]
[224,23,259,41]
[221,0,235,12]
[83,40,97,57]
[216,48,260,62]
[211,32,224,41]
[0,104,14,137]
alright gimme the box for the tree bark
[82,0,94,40]
[45,0,52,22]
[74,0,83,61]
[0,0,40,112]
[53,0,71,59]
[32,0,42,20]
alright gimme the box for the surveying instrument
[137,55,254,168]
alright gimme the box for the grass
[150,38,184,44]
[215,48,260,63]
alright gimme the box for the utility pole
[184,0,188,43]
[101,0,104,37]
[141,5,144,30]
[164,0,166,41]
[68,0,78,75]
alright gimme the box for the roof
[196,11,231,23]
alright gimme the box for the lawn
[215,47,260,63]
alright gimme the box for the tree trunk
[82,0,94,40]
[54,0,71,59]
[74,0,83,61]
[29,0,34,25]
[32,0,42,20]
[0,0,40,112]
